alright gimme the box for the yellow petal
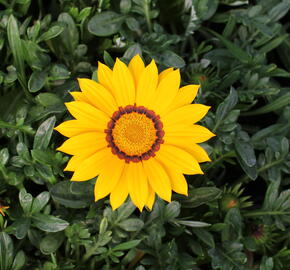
[127,162,148,211]
[110,168,129,210]
[97,62,114,94]
[165,85,200,113]
[164,133,210,162]
[164,124,215,143]
[65,101,109,131]
[151,69,180,115]
[156,144,203,175]
[94,155,125,201]
[57,132,106,156]
[71,148,111,181]
[64,154,91,172]
[145,186,155,210]
[54,120,99,137]
[186,143,211,163]
[162,104,210,127]
[78,78,118,116]
[128,54,145,87]
[158,67,174,83]
[136,59,158,106]
[143,158,171,202]
[163,167,188,195]
[70,92,90,103]
[112,58,135,106]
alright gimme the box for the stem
[212,121,221,133]
[18,76,35,103]
[144,0,152,33]
[258,159,284,173]
[51,253,57,265]
[237,158,284,184]
[0,165,8,179]
[0,120,35,135]
[82,245,98,262]
[204,150,235,171]
[244,210,290,217]
[9,0,16,8]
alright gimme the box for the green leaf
[234,140,256,167]
[49,64,71,80]
[219,71,240,90]
[116,201,136,221]
[28,70,47,92]
[16,142,30,161]
[118,218,144,232]
[251,123,286,143]
[125,17,140,32]
[269,2,290,21]
[7,15,26,89]
[164,201,181,220]
[19,189,33,213]
[208,29,251,63]
[195,0,219,20]
[99,217,108,234]
[120,0,132,14]
[259,34,288,54]
[31,191,50,214]
[222,208,242,241]
[88,11,125,37]
[222,14,236,38]
[176,220,211,227]
[32,213,69,232]
[40,232,64,255]
[112,240,141,251]
[123,44,142,61]
[243,91,290,116]
[103,51,115,68]
[50,181,94,208]
[11,218,31,239]
[31,149,52,164]
[259,256,273,270]
[155,50,185,68]
[79,7,92,21]
[37,25,64,42]
[0,232,14,270]
[208,241,247,270]
[0,148,9,165]
[33,116,56,150]
[35,93,62,107]
[58,13,79,53]
[11,251,26,270]
[181,187,222,208]
[236,153,258,180]
[22,40,51,70]
[215,88,238,130]
[192,228,215,248]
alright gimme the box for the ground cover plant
[0,0,290,269]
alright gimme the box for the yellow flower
[0,205,9,216]
[55,55,215,211]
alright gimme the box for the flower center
[105,105,164,162]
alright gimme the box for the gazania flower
[0,205,9,216]
[55,55,215,211]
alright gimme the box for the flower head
[55,55,215,211]
[0,205,9,216]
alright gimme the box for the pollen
[113,112,157,156]
[105,105,165,162]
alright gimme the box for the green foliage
[0,0,290,269]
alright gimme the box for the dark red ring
[105,104,164,163]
